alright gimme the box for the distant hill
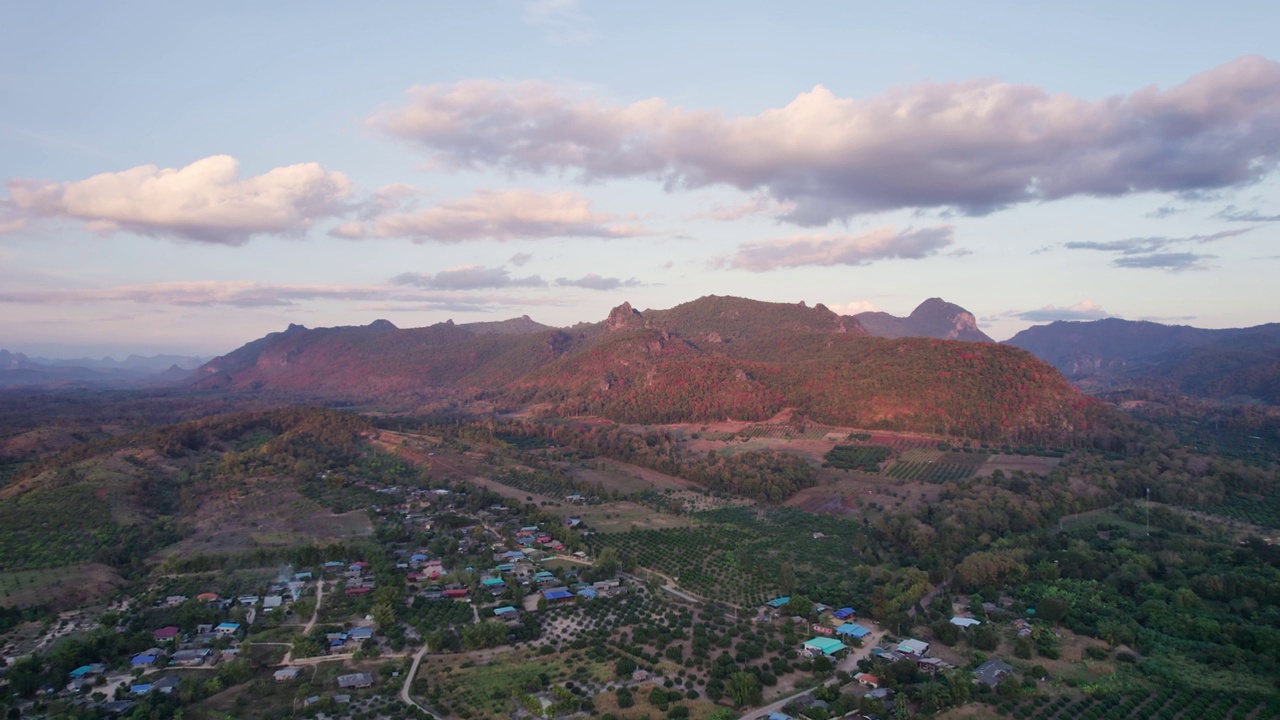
[853,298,993,343]
[192,297,1105,443]
[1005,318,1280,403]
[0,349,209,389]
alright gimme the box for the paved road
[400,642,437,718]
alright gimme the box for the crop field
[863,434,939,451]
[1202,491,1280,529]
[883,451,985,483]
[823,444,892,471]
[982,687,1280,720]
[590,506,871,607]
[737,423,838,440]
[564,459,694,495]
[490,468,604,504]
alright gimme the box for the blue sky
[3,1,1279,357]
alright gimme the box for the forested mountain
[189,296,1106,443]
[1006,318,1280,403]
[853,297,993,343]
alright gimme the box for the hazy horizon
[3,1,1279,356]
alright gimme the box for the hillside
[189,296,1106,443]
[1006,318,1280,403]
[853,298,993,343]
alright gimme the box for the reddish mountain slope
[190,296,1107,441]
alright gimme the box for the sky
[3,1,1280,357]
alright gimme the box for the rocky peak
[606,302,643,331]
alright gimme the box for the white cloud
[725,225,954,271]
[0,280,562,311]
[1015,300,1111,322]
[1,155,353,244]
[825,300,880,315]
[554,273,641,290]
[332,189,650,242]
[390,265,546,290]
[371,56,1280,225]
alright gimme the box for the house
[769,712,797,720]
[196,592,219,602]
[836,623,871,639]
[494,606,518,617]
[897,638,930,657]
[323,561,345,571]
[337,672,374,689]
[974,659,1014,688]
[171,648,214,666]
[576,588,598,600]
[130,683,153,695]
[153,625,181,641]
[345,586,372,596]
[802,637,848,657]
[481,577,507,589]
[153,676,181,694]
[237,595,259,606]
[543,588,574,603]
[274,667,301,682]
[766,596,791,609]
[950,616,982,628]
[214,622,240,635]
[533,571,558,585]
[918,657,955,674]
[593,578,621,590]
[294,571,313,581]
[350,627,374,641]
[263,595,284,610]
[854,672,879,688]
[163,595,188,607]
[833,607,857,620]
[443,588,469,600]
[100,701,137,716]
[130,654,158,668]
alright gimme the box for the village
[0,450,1039,720]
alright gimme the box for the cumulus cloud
[370,56,1280,225]
[1014,300,1111,322]
[0,280,561,311]
[508,251,534,266]
[725,225,954,272]
[332,189,649,242]
[554,273,641,290]
[390,265,546,290]
[0,155,353,244]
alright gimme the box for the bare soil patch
[0,563,125,610]
[154,481,371,560]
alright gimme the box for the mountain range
[1005,319,1280,403]
[0,350,210,388]
[189,296,1102,443]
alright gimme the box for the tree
[779,562,796,595]
[727,671,761,707]
[614,656,637,677]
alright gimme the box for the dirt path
[278,580,325,666]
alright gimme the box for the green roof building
[802,637,848,656]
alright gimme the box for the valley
[0,297,1277,720]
